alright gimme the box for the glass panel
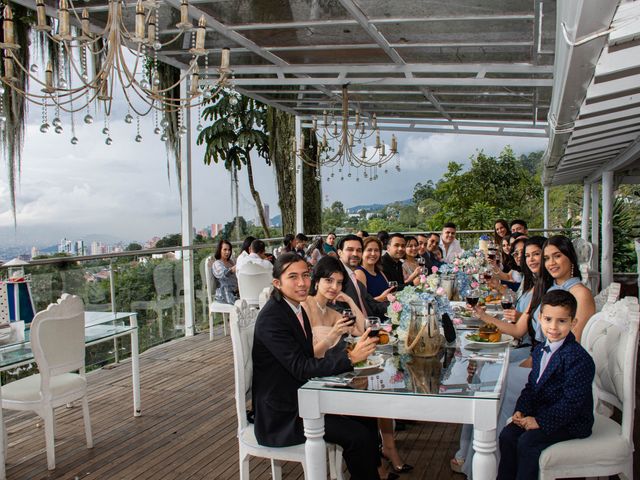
[304,340,507,400]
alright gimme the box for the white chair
[572,238,598,294]
[258,286,272,309]
[538,296,639,480]
[1,294,93,470]
[237,262,273,307]
[594,281,621,313]
[204,255,234,338]
[229,300,343,480]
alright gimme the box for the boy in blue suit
[497,289,595,480]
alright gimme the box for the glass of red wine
[388,281,398,291]
[501,290,516,311]
[466,289,480,308]
[366,317,381,337]
[343,309,356,344]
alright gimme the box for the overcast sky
[0,101,548,247]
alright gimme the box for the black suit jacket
[340,272,389,319]
[419,252,434,272]
[380,253,405,288]
[251,296,352,447]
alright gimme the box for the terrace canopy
[9,0,639,334]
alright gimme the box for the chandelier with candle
[0,0,231,144]
[292,85,399,182]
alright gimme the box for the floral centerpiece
[386,285,454,344]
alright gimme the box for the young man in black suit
[252,253,395,479]
[380,233,407,289]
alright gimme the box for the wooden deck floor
[3,328,635,479]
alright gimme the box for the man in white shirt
[236,239,273,273]
[439,222,464,263]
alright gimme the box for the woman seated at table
[493,219,509,246]
[252,252,399,480]
[306,256,412,475]
[491,235,527,288]
[355,237,395,302]
[401,236,423,286]
[212,239,238,304]
[302,256,366,358]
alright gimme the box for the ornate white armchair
[572,238,598,294]
[538,297,639,480]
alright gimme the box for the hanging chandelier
[292,85,399,182]
[0,0,231,144]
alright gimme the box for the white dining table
[298,336,509,480]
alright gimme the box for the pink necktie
[296,309,307,338]
[349,271,367,315]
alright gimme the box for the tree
[125,243,143,251]
[156,234,182,248]
[197,91,270,237]
[412,180,436,204]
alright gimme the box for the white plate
[464,333,513,348]
[353,354,384,372]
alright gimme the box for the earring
[571,265,574,277]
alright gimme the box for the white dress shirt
[236,252,273,273]
[537,338,566,382]
[439,238,464,263]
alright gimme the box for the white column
[295,116,304,233]
[601,171,614,289]
[543,186,549,235]
[180,80,195,337]
[591,182,599,281]
[581,182,590,241]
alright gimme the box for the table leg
[131,314,141,417]
[472,427,497,480]
[302,416,327,480]
[0,378,6,480]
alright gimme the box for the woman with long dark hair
[212,239,238,304]
[302,256,365,358]
[494,219,509,245]
[528,235,595,342]
[252,253,397,480]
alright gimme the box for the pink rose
[431,266,439,274]
[391,301,403,313]
[454,259,460,266]
[387,294,396,303]
[382,323,393,332]
[419,274,427,283]
[470,281,479,289]
[453,266,459,273]
[436,287,446,296]
[452,317,463,325]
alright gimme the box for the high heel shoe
[380,448,414,474]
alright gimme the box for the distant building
[145,236,161,249]
[211,224,223,237]
[75,240,86,256]
[30,246,39,259]
[58,238,73,254]
[256,203,270,226]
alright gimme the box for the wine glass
[388,281,398,291]
[366,317,381,338]
[342,309,356,345]
[465,288,480,308]
[501,290,516,311]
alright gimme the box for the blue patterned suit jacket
[514,331,595,438]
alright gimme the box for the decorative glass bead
[102,127,109,135]
[105,137,113,145]
[154,127,161,135]
[229,96,238,106]
[124,114,133,124]
[84,114,93,124]
[140,79,150,90]
[39,123,50,133]
[160,118,169,128]
[30,64,38,73]
[70,136,79,145]
[135,134,142,143]
[153,41,162,51]
[54,126,63,134]
[196,124,203,132]
[160,133,168,141]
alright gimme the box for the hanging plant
[0,2,34,223]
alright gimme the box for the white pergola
[542,0,640,291]
[10,0,639,335]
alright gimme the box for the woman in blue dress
[354,236,395,301]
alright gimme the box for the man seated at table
[236,239,273,273]
[380,233,413,290]
[497,290,595,480]
[337,234,391,319]
[294,233,309,257]
[416,233,434,270]
[252,252,395,480]
[426,232,444,267]
[510,219,529,235]
[323,232,338,257]
[439,222,464,263]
